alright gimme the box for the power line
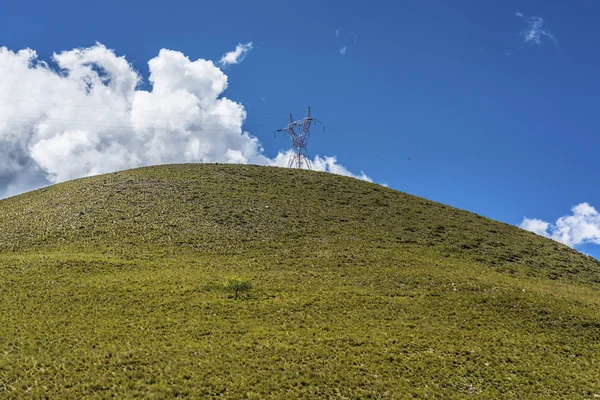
[0,115,279,126]
[323,123,472,211]
[0,97,288,120]
[0,117,279,131]
[0,95,470,210]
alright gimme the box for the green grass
[1,164,599,398]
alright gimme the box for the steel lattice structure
[275,106,324,170]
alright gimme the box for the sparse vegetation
[0,164,599,398]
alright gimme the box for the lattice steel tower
[275,106,324,170]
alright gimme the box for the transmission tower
[275,106,324,170]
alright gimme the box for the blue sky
[0,0,599,257]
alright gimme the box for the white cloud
[520,203,600,247]
[269,151,372,182]
[219,42,253,66]
[336,29,357,56]
[520,218,550,237]
[0,43,369,198]
[516,12,556,46]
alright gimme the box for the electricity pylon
[275,106,324,170]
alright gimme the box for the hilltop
[1,164,599,398]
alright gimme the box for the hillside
[1,164,599,398]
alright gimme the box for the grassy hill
[1,164,599,398]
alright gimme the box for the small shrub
[226,277,253,300]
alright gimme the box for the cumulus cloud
[219,42,253,66]
[269,151,371,182]
[0,43,368,198]
[520,203,600,247]
[516,12,557,46]
[312,155,372,182]
[520,218,550,237]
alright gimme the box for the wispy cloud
[336,28,357,56]
[516,12,557,46]
[520,203,600,247]
[219,42,253,66]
